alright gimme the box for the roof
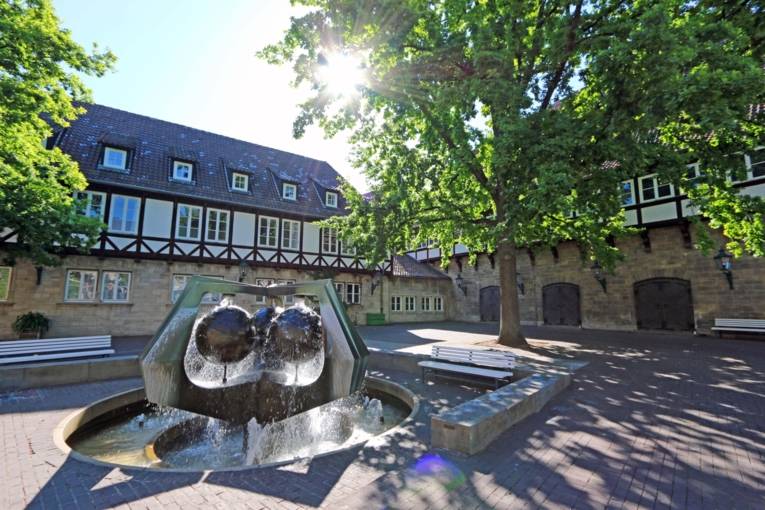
[55,104,348,218]
[391,255,451,279]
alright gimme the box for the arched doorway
[542,283,581,326]
[479,285,500,321]
[634,278,694,331]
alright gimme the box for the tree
[0,0,115,265]
[262,0,764,347]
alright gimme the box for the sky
[53,0,366,191]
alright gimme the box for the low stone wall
[431,370,572,455]
[0,355,140,391]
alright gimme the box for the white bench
[0,335,114,365]
[711,319,765,336]
[418,346,515,388]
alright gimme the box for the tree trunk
[497,239,528,348]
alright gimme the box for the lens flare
[412,453,467,492]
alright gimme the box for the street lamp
[713,247,734,289]
[238,260,249,283]
[516,272,525,295]
[455,273,467,296]
[591,261,607,293]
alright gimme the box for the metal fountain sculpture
[140,277,369,424]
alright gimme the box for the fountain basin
[54,377,417,472]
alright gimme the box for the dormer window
[326,191,338,208]
[173,160,193,182]
[103,147,127,170]
[232,172,248,192]
[282,182,297,200]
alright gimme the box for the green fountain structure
[139,277,369,424]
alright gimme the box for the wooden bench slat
[0,335,111,347]
[0,349,115,365]
[712,318,765,334]
[418,360,513,379]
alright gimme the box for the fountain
[59,278,416,470]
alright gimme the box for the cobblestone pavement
[1,326,763,509]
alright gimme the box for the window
[232,172,248,191]
[682,162,706,190]
[103,147,127,170]
[101,271,130,302]
[282,183,297,200]
[326,191,338,208]
[0,266,11,301]
[254,278,275,304]
[621,181,635,206]
[258,216,278,248]
[75,191,106,219]
[639,175,673,202]
[109,195,140,234]
[390,296,401,312]
[172,274,222,304]
[404,296,416,312]
[340,238,356,256]
[433,296,443,312]
[176,204,202,240]
[282,219,301,250]
[206,208,229,243]
[65,269,98,302]
[173,160,193,182]
[322,227,338,253]
[277,279,296,305]
[746,148,765,179]
[421,296,431,312]
[346,283,361,304]
[333,282,345,299]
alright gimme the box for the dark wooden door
[634,278,694,331]
[479,286,500,321]
[543,283,581,326]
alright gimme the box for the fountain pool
[56,377,416,471]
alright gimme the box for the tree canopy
[263,0,763,345]
[0,0,115,265]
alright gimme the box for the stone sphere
[263,306,323,365]
[252,306,276,337]
[194,306,256,364]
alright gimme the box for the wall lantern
[591,261,607,293]
[35,266,44,286]
[238,260,249,283]
[455,273,468,296]
[370,270,383,295]
[713,247,734,289]
[516,272,525,295]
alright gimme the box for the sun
[318,52,366,98]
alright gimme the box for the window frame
[325,191,338,208]
[74,191,107,220]
[345,283,361,304]
[638,174,674,203]
[277,279,296,305]
[64,269,98,302]
[254,278,276,304]
[621,180,636,207]
[745,147,765,180]
[281,219,301,250]
[258,216,279,248]
[282,182,297,201]
[103,146,128,170]
[108,194,140,234]
[176,204,203,241]
[340,238,356,256]
[172,160,194,183]
[433,295,443,312]
[0,266,12,301]
[205,208,230,243]
[421,295,431,312]
[171,274,222,304]
[101,271,131,303]
[232,172,249,192]
[390,295,402,312]
[322,227,338,253]
[404,295,416,312]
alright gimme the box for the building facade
[0,105,452,338]
[409,147,765,335]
